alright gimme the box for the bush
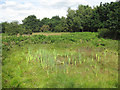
[98,28,120,39]
[98,28,110,38]
[54,24,63,32]
[41,25,50,32]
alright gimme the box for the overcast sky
[0,0,116,23]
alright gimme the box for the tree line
[0,1,120,39]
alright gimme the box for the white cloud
[110,0,116,2]
[0,1,36,23]
[0,0,116,23]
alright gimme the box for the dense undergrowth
[2,32,119,88]
[2,32,118,51]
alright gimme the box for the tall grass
[2,32,118,88]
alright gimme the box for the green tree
[5,21,21,35]
[54,24,62,32]
[1,22,8,33]
[22,15,40,32]
[19,25,32,35]
[40,25,50,32]
[76,5,93,31]
[49,16,61,32]
[60,17,68,32]
[90,7,101,32]
[40,17,50,26]
[66,8,76,32]
[106,1,120,39]
[93,1,120,39]
[66,5,93,32]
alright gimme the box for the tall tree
[40,17,50,26]
[76,5,93,32]
[49,16,61,32]
[22,15,40,32]
[66,5,93,32]
[5,21,21,35]
[1,22,8,33]
[66,8,76,32]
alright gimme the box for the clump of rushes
[84,59,86,63]
[29,55,31,63]
[66,69,68,74]
[94,64,96,69]
[66,54,68,58]
[92,58,94,62]
[40,55,42,63]
[54,55,56,61]
[64,68,66,74]
[68,58,71,64]
[47,70,49,77]
[86,68,89,71]
[63,61,64,64]
[98,56,100,62]
[78,53,81,61]
[104,51,106,57]
[72,57,75,65]
[26,56,29,65]
[95,72,97,77]
[66,65,69,74]
[75,61,77,66]
[96,54,98,59]
[41,61,44,69]
[26,48,31,64]
[104,49,108,55]
[79,61,81,64]
[88,68,89,71]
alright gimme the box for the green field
[2,32,119,88]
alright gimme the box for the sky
[0,0,116,23]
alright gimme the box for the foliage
[2,32,118,52]
[0,1,119,39]
[1,22,8,33]
[4,21,22,35]
[1,1,119,88]
[40,17,51,26]
[22,15,40,32]
[91,2,120,38]
[98,28,120,39]
[2,32,118,88]
[49,16,61,32]
[98,28,110,38]
[40,25,50,32]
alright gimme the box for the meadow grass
[2,32,119,88]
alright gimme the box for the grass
[0,33,2,89]
[2,32,119,88]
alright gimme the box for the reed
[98,56,100,62]
[75,61,76,66]
[68,58,71,64]
[92,58,93,62]
[94,64,96,69]
[47,70,49,77]
[96,54,98,59]
[84,59,86,63]
[54,55,57,61]
[79,61,81,64]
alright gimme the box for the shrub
[98,28,120,39]
[41,25,50,32]
[98,28,110,38]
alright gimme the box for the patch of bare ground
[15,32,69,37]
[32,32,69,36]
